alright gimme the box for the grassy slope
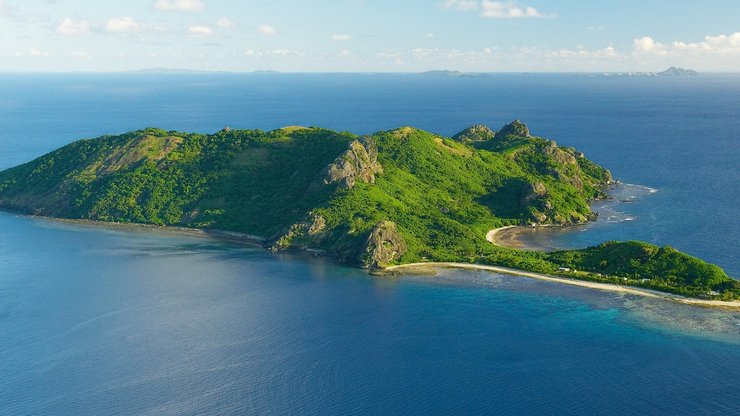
[0,125,736,299]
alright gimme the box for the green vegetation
[0,121,736,300]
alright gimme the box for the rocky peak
[497,119,530,138]
[657,66,698,77]
[451,124,495,143]
[360,221,407,270]
[321,136,383,190]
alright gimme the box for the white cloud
[56,18,91,37]
[332,34,351,41]
[105,17,148,33]
[0,0,15,17]
[425,32,436,38]
[272,49,298,55]
[481,1,548,18]
[442,0,478,11]
[29,48,49,57]
[188,25,213,36]
[258,24,276,35]
[72,51,93,59]
[411,48,438,58]
[442,1,551,19]
[547,45,619,59]
[216,17,233,28]
[633,33,740,56]
[633,36,664,54]
[153,0,205,12]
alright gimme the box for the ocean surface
[1,73,739,415]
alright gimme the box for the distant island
[600,66,698,77]
[416,70,480,78]
[0,121,736,301]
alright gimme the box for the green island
[1,120,737,301]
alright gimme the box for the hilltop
[0,121,736,299]
[657,66,698,76]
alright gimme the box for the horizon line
[1,69,738,75]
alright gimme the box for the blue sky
[1,0,739,72]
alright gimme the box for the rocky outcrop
[497,120,530,138]
[452,124,495,143]
[520,181,548,207]
[270,212,327,252]
[530,141,590,191]
[518,181,594,226]
[540,141,577,165]
[320,137,383,190]
[360,221,407,269]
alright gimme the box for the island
[599,66,698,77]
[1,121,737,302]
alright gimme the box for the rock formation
[452,124,495,143]
[360,221,407,269]
[320,136,383,189]
[497,119,530,138]
[270,212,327,252]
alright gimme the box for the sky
[1,0,739,72]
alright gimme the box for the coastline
[5,210,738,309]
[485,182,656,252]
[384,262,740,310]
[17,213,267,247]
[486,225,535,250]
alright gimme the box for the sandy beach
[486,226,527,249]
[486,225,565,251]
[384,262,740,310]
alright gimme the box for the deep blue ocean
[0,73,739,415]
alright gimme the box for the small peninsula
[0,121,736,300]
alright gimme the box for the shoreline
[5,210,738,310]
[384,262,740,310]
[486,225,534,250]
[15,213,267,247]
[486,224,585,251]
[485,182,646,251]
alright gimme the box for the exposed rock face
[307,214,326,235]
[520,181,548,207]
[497,120,530,138]
[452,124,495,143]
[518,181,593,226]
[540,141,577,165]
[537,141,584,190]
[360,221,407,269]
[270,212,327,252]
[321,137,383,189]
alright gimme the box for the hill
[0,121,736,299]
